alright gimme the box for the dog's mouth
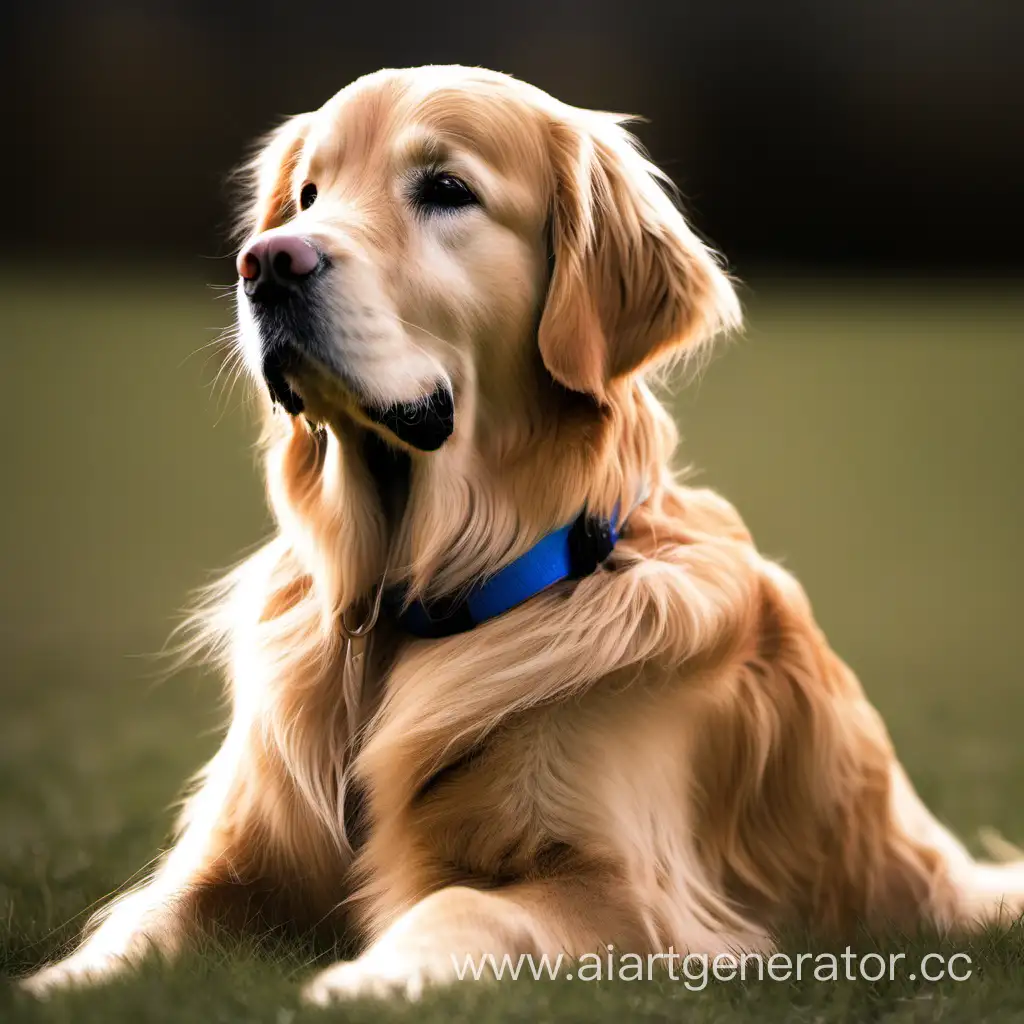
[360,385,454,453]
[260,347,454,453]
[261,347,306,416]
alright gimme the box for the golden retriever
[24,64,1024,1002]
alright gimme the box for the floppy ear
[235,113,313,239]
[538,113,741,399]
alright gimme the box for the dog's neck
[361,430,412,537]
[262,378,675,626]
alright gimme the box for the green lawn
[2,276,1024,1021]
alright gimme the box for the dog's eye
[300,182,318,211]
[412,172,478,213]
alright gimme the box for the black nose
[237,234,321,304]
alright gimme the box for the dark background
[5,0,1024,275]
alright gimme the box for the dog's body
[25,66,1024,1001]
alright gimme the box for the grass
[2,274,1024,1021]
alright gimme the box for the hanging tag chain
[339,565,390,748]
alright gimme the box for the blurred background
[5,0,1024,271]
[2,0,1023,984]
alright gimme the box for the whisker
[212,350,259,427]
[178,330,236,371]
[389,315,449,348]
[208,347,240,401]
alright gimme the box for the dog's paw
[301,953,451,1004]
[20,954,127,998]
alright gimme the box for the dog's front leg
[302,884,562,1003]
[22,721,273,996]
[301,878,647,1003]
[21,874,202,996]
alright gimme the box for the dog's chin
[260,348,453,453]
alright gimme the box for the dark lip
[260,345,306,415]
[259,343,454,453]
[362,384,455,452]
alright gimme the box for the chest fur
[394,671,701,885]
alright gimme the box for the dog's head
[234,66,739,455]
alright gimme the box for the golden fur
[24,66,1024,1001]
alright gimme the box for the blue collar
[386,500,635,639]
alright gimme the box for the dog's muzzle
[239,234,454,451]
